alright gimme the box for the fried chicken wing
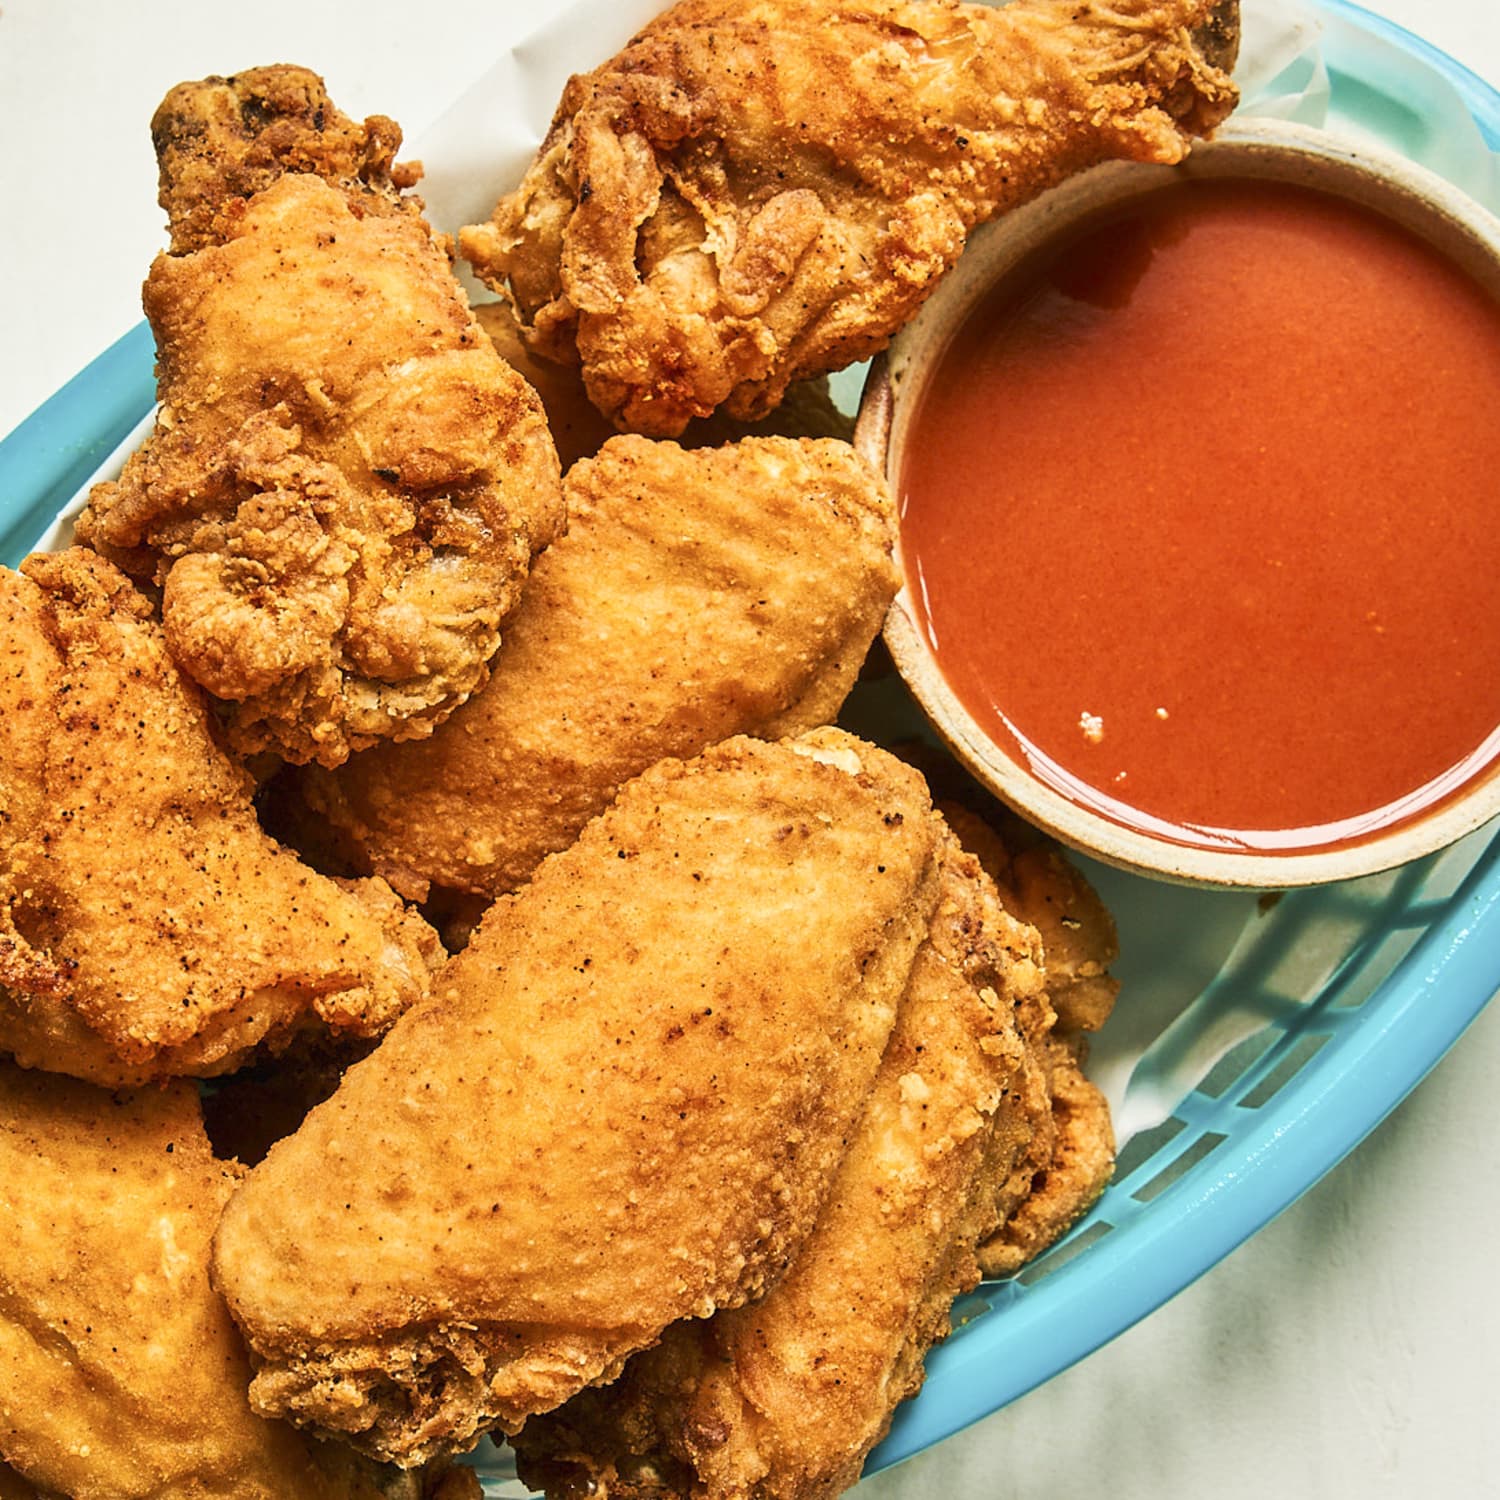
[943,803,1121,1034]
[938,804,1119,1275]
[212,731,944,1466]
[511,821,1050,1500]
[148,63,418,256]
[77,66,564,766]
[977,1025,1116,1276]
[0,1064,474,1500]
[510,796,1123,1500]
[297,435,896,901]
[461,0,1240,436]
[0,549,439,1087]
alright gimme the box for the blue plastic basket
[0,5,1496,1495]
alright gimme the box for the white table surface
[3,3,1499,1498]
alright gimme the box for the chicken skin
[0,549,439,1087]
[146,62,420,258]
[0,1064,475,1500]
[511,821,1051,1500]
[473,301,853,471]
[212,731,945,1466]
[297,435,897,901]
[939,804,1119,1275]
[461,0,1239,435]
[77,66,563,765]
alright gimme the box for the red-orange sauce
[900,179,1500,854]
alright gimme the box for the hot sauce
[899,179,1500,854]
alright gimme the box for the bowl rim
[856,115,1500,890]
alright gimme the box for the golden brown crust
[78,66,564,766]
[936,804,1119,1275]
[938,806,1121,1034]
[976,1032,1117,1277]
[213,731,944,1465]
[0,549,440,1086]
[150,65,419,255]
[474,301,853,471]
[461,0,1240,436]
[298,434,897,901]
[513,822,1048,1500]
[0,1065,451,1499]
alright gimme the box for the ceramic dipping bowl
[855,117,1500,888]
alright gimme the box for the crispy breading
[0,549,440,1087]
[149,65,418,255]
[297,435,897,901]
[938,804,1119,1275]
[978,1029,1117,1277]
[940,805,1120,1034]
[77,66,563,766]
[474,301,853,470]
[0,1065,471,1500]
[512,822,1049,1500]
[461,0,1239,435]
[212,731,944,1466]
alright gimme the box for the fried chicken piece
[978,1027,1116,1276]
[939,804,1119,1276]
[941,802,1120,1033]
[473,301,620,472]
[0,1064,474,1500]
[77,66,564,766]
[0,549,440,1087]
[512,821,1050,1500]
[298,435,896,901]
[461,0,1240,436]
[474,302,852,470]
[212,731,945,1466]
[149,63,418,256]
